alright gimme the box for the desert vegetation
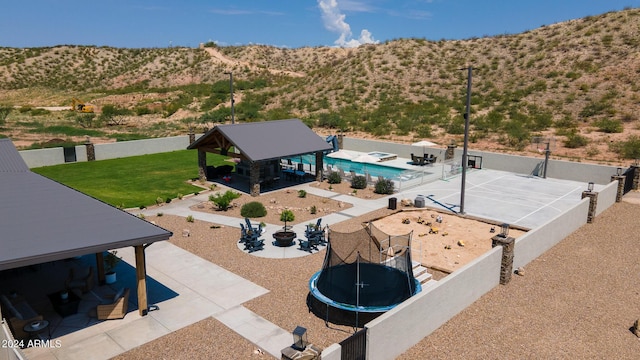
[1,8,639,164]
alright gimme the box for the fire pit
[272,231,296,247]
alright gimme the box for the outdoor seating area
[0,258,136,343]
[298,219,327,253]
[411,153,437,166]
[240,219,265,253]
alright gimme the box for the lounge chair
[365,172,373,185]
[65,266,95,293]
[349,170,357,179]
[97,288,130,320]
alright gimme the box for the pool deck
[21,156,595,360]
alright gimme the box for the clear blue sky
[2,1,639,48]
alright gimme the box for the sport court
[402,168,590,230]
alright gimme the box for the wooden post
[95,252,105,285]
[135,245,148,316]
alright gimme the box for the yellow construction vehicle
[71,98,94,113]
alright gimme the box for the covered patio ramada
[188,119,333,196]
[0,139,172,323]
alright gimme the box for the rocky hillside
[0,8,639,163]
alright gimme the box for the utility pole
[460,66,473,215]
[224,71,235,124]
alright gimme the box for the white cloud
[317,0,378,48]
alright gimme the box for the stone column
[337,134,344,150]
[315,152,323,182]
[85,140,95,162]
[492,235,515,285]
[250,161,261,197]
[188,129,196,145]
[197,150,207,181]
[581,190,598,223]
[632,165,640,191]
[611,175,625,202]
[445,141,456,161]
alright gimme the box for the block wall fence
[15,135,623,359]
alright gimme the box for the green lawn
[32,150,230,208]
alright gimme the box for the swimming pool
[288,154,421,180]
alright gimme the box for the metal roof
[0,139,172,271]
[0,138,29,172]
[188,119,332,162]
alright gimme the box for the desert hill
[0,8,639,164]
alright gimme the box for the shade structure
[351,154,381,163]
[412,140,439,148]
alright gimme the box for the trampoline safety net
[315,224,416,308]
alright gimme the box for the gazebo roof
[187,119,332,162]
[0,139,172,271]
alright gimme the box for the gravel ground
[116,188,396,360]
[401,200,640,359]
[117,189,640,360]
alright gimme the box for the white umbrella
[412,140,438,148]
[351,154,381,163]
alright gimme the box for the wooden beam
[96,252,105,285]
[134,245,148,316]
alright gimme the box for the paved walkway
[24,166,591,359]
[136,183,391,260]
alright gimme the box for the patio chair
[298,239,318,253]
[65,266,95,293]
[240,223,260,243]
[305,219,322,237]
[349,170,357,179]
[305,219,326,246]
[96,288,129,320]
[244,238,264,253]
[245,218,263,235]
[424,154,437,165]
[411,153,422,165]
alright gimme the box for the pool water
[288,154,419,180]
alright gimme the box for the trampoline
[307,224,421,327]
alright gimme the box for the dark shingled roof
[188,119,332,162]
[0,139,172,271]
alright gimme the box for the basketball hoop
[530,136,555,179]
